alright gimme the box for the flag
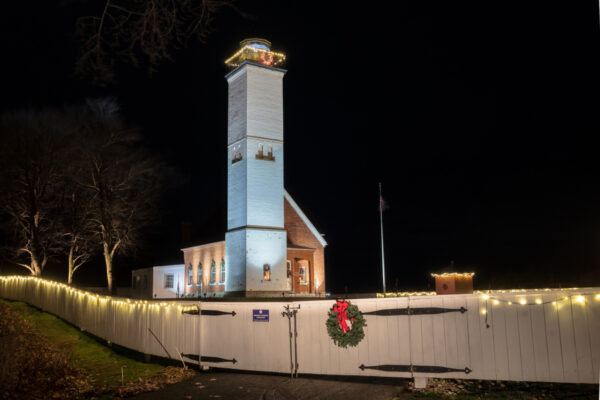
[379,196,389,211]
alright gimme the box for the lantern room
[431,272,475,295]
[225,38,286,69]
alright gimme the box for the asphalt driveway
[130,369,408,400]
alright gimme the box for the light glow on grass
[0,299,164,388]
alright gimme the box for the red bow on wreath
[334,300,355,334]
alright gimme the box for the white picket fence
[1,276,599,384]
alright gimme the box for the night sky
[2,1,600,293]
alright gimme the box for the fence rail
[1,276,599,384]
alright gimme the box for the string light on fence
[376,291,436,298]
[478,292,599,307]
[0,275,198,313]
[378,286,600,299]
[3,276,600,314]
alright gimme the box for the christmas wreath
[326,300,366,348]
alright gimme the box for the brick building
[181,190,326,297]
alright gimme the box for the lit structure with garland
[225,38,286,69]
[431,272,475,295]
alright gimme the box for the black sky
[2,1,600,293]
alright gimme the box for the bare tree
[78,99,163,292]
[57,170,97,285]
[0,111,68,276]
[0,103,163,287]
[75,0,236,85]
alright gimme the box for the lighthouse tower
[224,39,288,296]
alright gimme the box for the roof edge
[225,60,287,80]
[181,240,226,252]
[284,189,327,247]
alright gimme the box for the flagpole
[379,182,386,293]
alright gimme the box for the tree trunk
[67,246,74,284]
[103,242,113,293]
[30,254,42,277]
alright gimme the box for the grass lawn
[0,299,192,398]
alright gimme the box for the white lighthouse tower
[224,39,288,296]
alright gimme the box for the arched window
[197,263,203,286]
[187,264,193,286]
[220,259,226,284]
[210,260,217,284]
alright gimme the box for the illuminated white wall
[246,139,283,227]
[245,228,287,292]
[225,230,246,293]
[226,63,285,230]
[225,62,287,294]
[226,62,285,146]
[226,139,284,229]
[152,265,185,299]
[245,64,284,142]
[227,141,247,229]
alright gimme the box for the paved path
[131,370,409,400]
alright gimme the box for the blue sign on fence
[252,309,269,322]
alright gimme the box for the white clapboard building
[131,264,185,299]
[133,39,327,298]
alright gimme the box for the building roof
[132,264,184,272]
[431,272,475,278]
[179,191,327,251]
[284,190,328,247]
[181,240,225,252]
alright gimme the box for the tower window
[255,144,275,161]
[210,260,217,284]
[220,259,226,284]
[197,263,203,286]
[187,264,193,286]
[263,264,271,281]
[232,146,243,164]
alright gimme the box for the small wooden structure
[431,272,474,295]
